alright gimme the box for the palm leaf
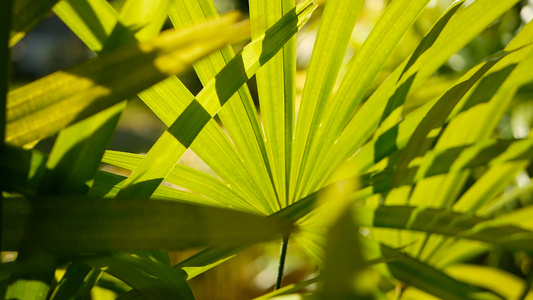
[297,0,432,199]
[53,0,118,53]
[444,264,533,299]
[116,0,317,215]
[172,0,278,209]
[1,196,290,252]
[354,205,533,252]
[1,0,12,144]
[6,13,248,147]
[249,0,298,207]
[315,0,523,192]
[39,0,172,197]
[289,0,365,203]
[101,150,250,211]
[82,254,193,300]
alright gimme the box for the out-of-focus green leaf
[0,4,10,295]
[253,277,319,300]
[1,253,56,300]
[176,246,246,280]
[82,254,193,300]
[389,51,506,186]
[45,0,121,193]
[445,264,533,299]
[39,0,171,195]
[408,44,533,210]
[381,245,498,300]
[360,137,533,193]
[320,210,382,299]
[37,103,125,195]
[50,263,102,300]
[353,205,533,252]
[94,274,129,298]
[6,13,248,147]
[291,205,498,300]
[9,0,60,47]
[336,20,533,184]
[315,0,522,192]
[1,196,290,252]
[479,179,533,216]
[429,240,490,269]
[0,145,47,195]
[453,162,528,214]
[300,235,500,299]
[429,206,533,268]
[118,0,170,41]
[4,280,50,300]
[407,36,533,258]
[116,245,247,300]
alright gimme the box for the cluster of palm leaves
[2,0,533,299]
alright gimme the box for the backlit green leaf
[53,0,118,53]
[172,0,278,209]
[116,0,317,215]
[354,205,533,252]
[6,14,248,147]
[290,0,364,203]
[315,0,523,193]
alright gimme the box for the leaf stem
[275,233,290,290]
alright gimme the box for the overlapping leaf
[6,13,248,147]
[171,0,278,209]
[82,254,194,300]
[1,196,290,252]
[314,0,523,193]
[116,0,317,216]
[353,205,533,252]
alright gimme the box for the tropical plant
[2,0,533,299]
